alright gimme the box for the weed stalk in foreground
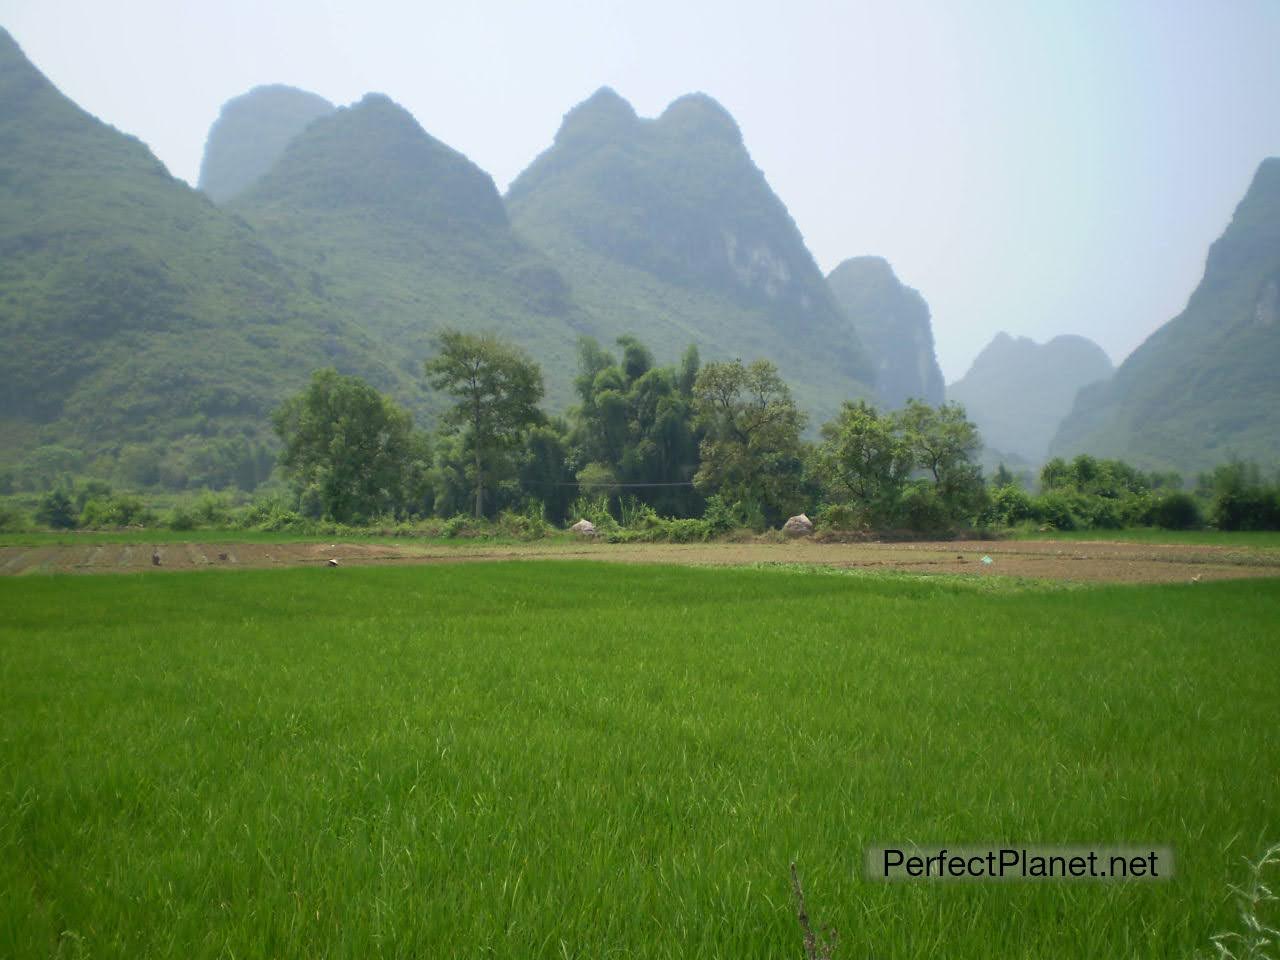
[790,862,839,960]
[1203,842,1280,960]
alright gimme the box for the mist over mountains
[197,85,335,204]
[0,22,1276,483]
[948,333,1113,466]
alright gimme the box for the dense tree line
[6,330,1279,536]
[262,330,996,532]
[982,454,1280,532]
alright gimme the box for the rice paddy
[2,561,1278,958]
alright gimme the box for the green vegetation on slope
[506,87,875,423]
[1052,158,1280,473]
[0,29,423,486]
[196,84,335,203]
[2,563,1278,957]
[827,256,945,408]
[228,92,590,411]
[949,332,1113,465]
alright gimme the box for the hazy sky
[4,0,1279,380]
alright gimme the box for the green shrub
[1119,492,1156,527]
[618,496,659,531]
[567,495,619,532]
[443,514,481,539]
[894,482,951,534]
[1212,488,1280,531]
[815,503,866,531]
[728,499,768,534]
[701,495,735,536]
[0,502,28,532]
[73,480,113,512]
[79,495,156,528]
[35,490,77,529]
[235,493,301,530]
[256,510,307,532]
[167,506,198,531]
[191,491,235,527]
[662,518,711,543]
[497,503,550,541]
[299,484,326,520]
[1075,495,1125,530]
[604,517,712,544]
[1032,491,1078,531]
[987,484,1036,526]
[1149,492,1203,530]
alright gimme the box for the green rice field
[1009,527,1280,548]
[2,562,1278,958]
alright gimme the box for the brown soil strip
[1,538,1277,584]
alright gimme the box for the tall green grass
[2,564,1277,958]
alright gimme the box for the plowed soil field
[3,537,1278,583]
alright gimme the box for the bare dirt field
[3,537,1279,584]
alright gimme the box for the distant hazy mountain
[198,85,335,203]
[0,30,418,479]
[226,92,588,407]
[506,87,874,420]
[948,333,1113,465]
[826,256,944,408]
[1052,159,1280,472]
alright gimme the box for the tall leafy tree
[518,418,577,523]
[692,358,806,524]
[677,344,701,397]
[272,369,421,523]
[570,335,702,517]
[812,400,912,521]
[895,399,986,519]
[425,330,544,518]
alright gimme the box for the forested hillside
[226,92,591,409]
[0,29,420,488]
[197,84,335,203]
[506,87,875,422]
[1052,158,1280,472]
[827,256,945,408]
[4,19,1274,491]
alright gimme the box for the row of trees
[13,330,1275,534]
[274,330,991,531]
[980,454,1280,531]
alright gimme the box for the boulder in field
[570,519,597,537]
[782,514,814,537]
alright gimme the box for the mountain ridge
[827,256,945,408]
[198,84,335,203]
[0,29,422,484]
[949,332,1113,465]
[506,86,875,421]
[1051,158,1280,472]
[225,89,590,409]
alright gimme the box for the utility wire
[520,479,697,488]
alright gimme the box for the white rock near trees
[782,514,814,537]
[570,519,597,537]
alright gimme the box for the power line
[519,479,696,488]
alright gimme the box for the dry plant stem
[791,862,817,960]
[1207,842,1280,960]
[791,862,839,960]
